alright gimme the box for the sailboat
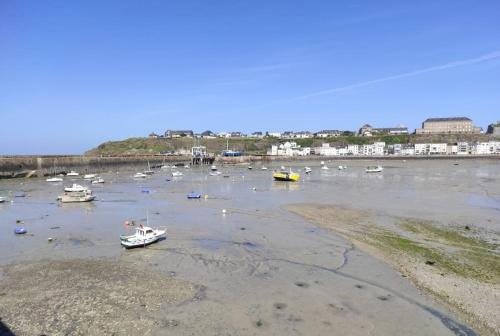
[144,161,154,175]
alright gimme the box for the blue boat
[14,227,27,234]
[187,193,201,199]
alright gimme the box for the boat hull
[273,172,300,182]
[120,231,166,248]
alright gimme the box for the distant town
[146,117,500,157]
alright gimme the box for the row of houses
[267,141,500,157]
[151,118,499,140]
[154,130,354,139]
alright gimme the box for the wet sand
[0,159,498,335]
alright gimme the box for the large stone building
[415,117,481,134]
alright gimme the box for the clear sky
[1,0,499,154]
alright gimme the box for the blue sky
[1,0,499,154]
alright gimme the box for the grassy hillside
[86,134,497,156]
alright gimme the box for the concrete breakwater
[0,155,192,178]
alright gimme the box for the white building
[429,143,447,155]
[457,142,470,155]
[347,144,360,156]
[473,141,500,155]
[268,142,310,156]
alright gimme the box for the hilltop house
[315,130,341,138]
[358,124,408,136]
[165,130,194,138]
[200,130,217,138]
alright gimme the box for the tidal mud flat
[0,159,498,335]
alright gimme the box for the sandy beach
[0,159,498,335]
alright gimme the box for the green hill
[86,134,497,156]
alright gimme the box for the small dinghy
[67,171,79,176]
[209,171,221,176]
[120,224,166,248]
[261,166,268,170]
[187,192,201,199]
[247,166,253,170]
[172,171,183,177]
[14,227,27,234]
[46,177,63,182]
[304,167,312,174]
[0,197,6,203]
[366,165,383,173]
[321,165,329,170]
[91,177,105,184]
[133,172,147,178]
[84,174,96,179]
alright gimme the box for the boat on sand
[120,224,166,248]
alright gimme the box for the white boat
[261,166,268,170]
[66,171,79,176]
[64,184,88,192]
[321,165,329,170]
[46,177,63,182]
[120,224,166,248]
[133,172,147,178]
[305,167,312,174]
[366,166,383,173]
[184,164,190,169]
[0,197,6,203]
[280,166,286,170]
[320,161,325,165]
[248,166,253,170]
[338,165,344,170]
[209,171,221,176]
[160,165,170,170]
[84,174,96,179]
[172,171,183,177]
[58,187,94,202]
[91,177,105,184]
[59,192,95,203]
[211,165,217,171]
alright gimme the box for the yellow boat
[273,170,300,182]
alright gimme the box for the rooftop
[424,117,471,122]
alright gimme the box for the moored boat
[67,171,79,176]
[91,177,105,184]
[84,174,96,180]
[209,171,221,176]
[304,167,312,174]
[133,172,147,178]
[273,170,300,182]
[321,165,329,170]
[172,171,183,177]
[0,197,6,203]
[366,165,383,173]
[46,177,63,182]
[120,224,166,248]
